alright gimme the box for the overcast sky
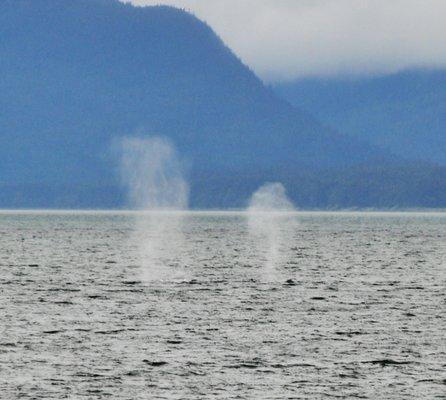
[126,0,446,82]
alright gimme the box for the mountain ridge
[274,69,446,165]
[1,0,445,208]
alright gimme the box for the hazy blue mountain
[1,0,445,208]
[274,70,446,165]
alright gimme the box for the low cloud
[126,0,446,82]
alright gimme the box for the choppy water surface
[0,211,445,399]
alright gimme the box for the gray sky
[126,0,446,82]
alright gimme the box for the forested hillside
[1,0,445,208]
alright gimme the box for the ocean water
[0,211,445,399]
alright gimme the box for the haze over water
[1,210,445,399]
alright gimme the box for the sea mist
[247,182,295,281]
[120,136,188,282]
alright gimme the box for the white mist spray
[120,136,188,282]
[247,182,295,281]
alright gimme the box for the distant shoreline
[1,209,446,215]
